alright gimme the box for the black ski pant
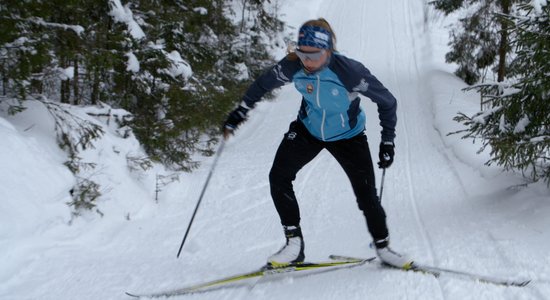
[269,120,389,241]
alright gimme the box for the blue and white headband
[297,25,332,50]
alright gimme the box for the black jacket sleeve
[241,57,301,108]
[331,55,397,142]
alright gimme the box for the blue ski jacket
[241,53,397,142]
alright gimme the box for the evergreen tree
[1,0,285,171]
[0,1,56,108]
[430,0,517,84]
[453,2,550,183]
[112,0,281,170]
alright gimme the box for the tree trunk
[91,69,99,105]
[73,59,80,105]
[1,59,6,96]
[497,0,511,82]
[61,80,70,103]
[60,56,69,103]
[240,0,247,33]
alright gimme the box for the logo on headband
[314,32,329,42]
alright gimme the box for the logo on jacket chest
[306,83,314,94]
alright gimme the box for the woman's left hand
[378,141,395,168]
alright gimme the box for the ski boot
[374,238,413,269]
[268,225,305,267]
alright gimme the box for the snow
[125,52,140,73]
[514,116,530,134]
[126,47,193,80]
[30,17,85,36]
[531,0,548,14]
[193,7,208,16]
[108,0,146,40]
[58,66,75,80]
[1,1,550,300]
[164,51,193,79]
[234,63,249,81]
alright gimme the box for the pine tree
[1,0,285,171]
[0,1,56,106]
[430,0,517,84]
[112,0,281,171]
[453,2,550,183]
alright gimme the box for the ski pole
[176,138,226,258]
[379,168,386,202]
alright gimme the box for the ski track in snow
[386,1,446,298]
[371,0,445,298]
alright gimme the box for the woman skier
[223,18,412,269]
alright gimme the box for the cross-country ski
[328,255,531,287]
[125,257,375,298]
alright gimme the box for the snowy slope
[1,0,550,300]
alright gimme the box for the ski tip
[514,280,531,287]
[125,292,140,298]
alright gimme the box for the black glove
[378,141,395,169]
[223,105,249,137]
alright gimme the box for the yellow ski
[329,255,530,287]
[126,257,374,298]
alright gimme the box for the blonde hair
[286,18,337,60]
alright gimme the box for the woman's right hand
[223,105,249,139]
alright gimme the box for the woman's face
[296,45,330,73]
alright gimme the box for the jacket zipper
[315,74,326,140]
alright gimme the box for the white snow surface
[1,1,550,300]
